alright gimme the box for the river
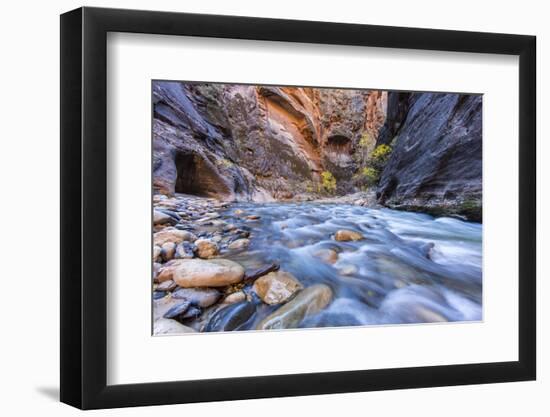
[218,202,482,328]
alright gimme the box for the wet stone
[153,291,167,300]
[172,287,222,308]
[204,301,256,332]
[163,301,191,319]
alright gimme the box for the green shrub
[320,171,337,194]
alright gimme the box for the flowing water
[221,202,482,328]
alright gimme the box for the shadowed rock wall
[376,92,482,221]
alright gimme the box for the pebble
[338,264,358,276]
[153,246,162,262]
[174,241,195,259]
[334,230,364,241]
[228,238,250,250]
[313,248,339,264]
[223,291,246,304]
[161,242,176,261]
[194,238,219,259]
[253,271,303,305]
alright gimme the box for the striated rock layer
[376,92,482,221]
[153,82,386,200]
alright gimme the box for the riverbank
[153,193,482,335]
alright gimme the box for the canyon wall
[153,81,482,221]
[153,82,386,200]
[376,92,482,221]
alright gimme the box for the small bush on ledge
[320,171,337,194]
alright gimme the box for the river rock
[153,262,161,281]
[204,300,256,332]
[154,296,180,320]
[194,238,219,259]
[172,287,222,307]
[180,305,202,320]
[161,242,176,261]
[228,238,250,250]
[154,318,196,335]
[156,259,193,282]
[174,241,194,259]
[223,223,238,232]
[334,230,364,241]
[153,291,166,300]
[153,245,162,262]
[414,306,448,322]
[223,291,246,304]
[163,300,191,319]
[233,209,245,216]
[256,284,333,330]
[338,264,358,276]
[156,279,176,292]
[313,248,339,264]
[154,229,197,246]
[172,259,245,288]
[154,209,174,225]
[253,271,303,305]
[244,263,280,282]
[246,215,260,220]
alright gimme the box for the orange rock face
[152,81,388,200]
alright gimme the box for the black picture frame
[60,6,536,410]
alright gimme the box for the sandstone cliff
[153,81,386,200]
[153,81,482,221]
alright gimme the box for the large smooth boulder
[172,259,245,288]
[256,284,333,330]
[253,271,303,305]
[154,229,197,246]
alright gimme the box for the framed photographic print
[60,6,536,409]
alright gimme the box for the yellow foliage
[370,144,392,164]
[320,171,337,194]
[358,132,374,148]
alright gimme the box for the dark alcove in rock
[174,152,230,198]
[326,135,352,154]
